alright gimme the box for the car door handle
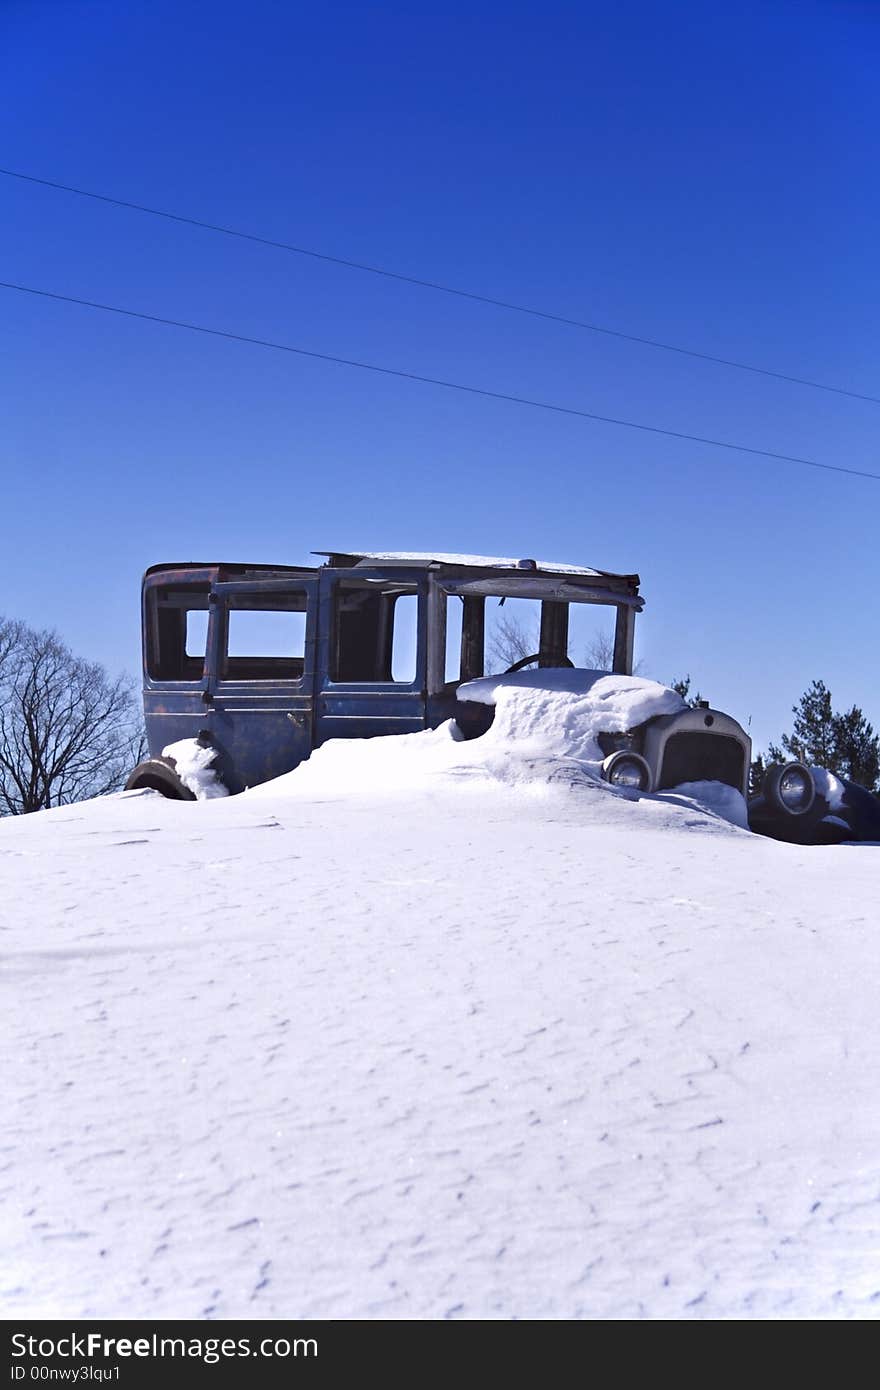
[286,711,307,728]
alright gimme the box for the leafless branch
[0,620,143,815]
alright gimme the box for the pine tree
[831,706,880,791]
[749,752,767,796]
[762,679,880,793]
[670,674,704,707]
[772,679,836,767]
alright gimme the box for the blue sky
[2,0,878,751]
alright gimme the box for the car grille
[658,732,746,791]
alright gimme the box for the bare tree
[486,613,538,671]
[0,616,24,680]
[584,630,614,671]
[487,612,645,674]
[0,619,143,815]
[584,630,647,674]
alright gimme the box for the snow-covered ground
[4,681,880,1319]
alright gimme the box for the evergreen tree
[771,678,836,767]
[749,752,767,796]
[762,679,880,793]
[832,706,880,790]
[670,674,704,707]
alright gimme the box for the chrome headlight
[764,761,815,816]
[602,750,653,792]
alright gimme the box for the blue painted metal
[141,564,319,793]
[141,563,217,757]
[208,576,318,793]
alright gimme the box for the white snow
[314,550,611,576]
[655,780,751,829]
[812,766,847,812]
[459,669,686,764]
[248,670,688,802]
[162,738,230,800]
[4,690,880,1321]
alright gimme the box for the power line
[3,164,878,408]
[3,277,878,484]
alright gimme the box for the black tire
[124,757,197,801]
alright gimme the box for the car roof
[313,550,638,582]
[144,552,640,588]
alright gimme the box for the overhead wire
[2,165,877,407]
[3,278,878,484]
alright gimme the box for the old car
[747,762,880,844]
[127,549,644,796]
[126,549,878,843]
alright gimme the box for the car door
[141,566,217,756]
[315,567,427,746]
[206,577,318,792]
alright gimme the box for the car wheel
[124,757,197,800]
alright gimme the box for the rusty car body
[127,548,880,844]
[126,549,763,807]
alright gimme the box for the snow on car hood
[457,668,687,762]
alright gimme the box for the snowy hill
[4,701,880,1320]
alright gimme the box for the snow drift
[4,673,880,1320]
